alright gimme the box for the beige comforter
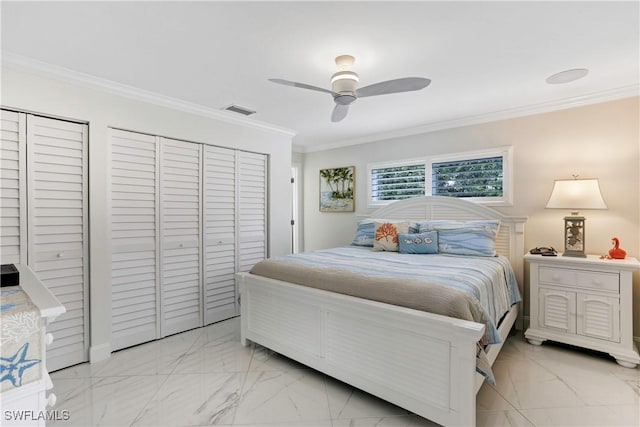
[250,258,491,333]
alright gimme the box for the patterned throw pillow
[352,219,418,247]
[372,221,409,252]
[398,231,439,254]
[352,220,377,247]
[417,220,501,257]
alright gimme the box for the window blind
[431,156,503,198]
[370,163,425,201]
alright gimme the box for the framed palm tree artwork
[319,166,355,212]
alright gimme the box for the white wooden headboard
[368,196,528,325]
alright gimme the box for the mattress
[249,246,521,345]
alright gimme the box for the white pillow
[372,221,409,252]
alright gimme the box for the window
[430,156,503,198]
[367,147,512,207]
[370,161,425,202]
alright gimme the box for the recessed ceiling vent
[223,104,256,116]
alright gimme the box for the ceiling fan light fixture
[331,70,359,93]
[330,70,359,84]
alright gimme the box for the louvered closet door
[0,110,26,264]
[110,129,159,350]
[27,115,89,371]
[160,138,202,336]
[203,146,236,325]
[237,151,267,272]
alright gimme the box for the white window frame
[367,146,513,208]
[367,158,426,208]
[427,146,513,206]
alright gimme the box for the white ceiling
[2,1,638,152]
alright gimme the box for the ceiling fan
[269,55,431,122]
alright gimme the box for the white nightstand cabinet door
[539,288,576,333]
[577,294,620,342]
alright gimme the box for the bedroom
[0,1,638,426]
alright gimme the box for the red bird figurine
[608,237,626,259]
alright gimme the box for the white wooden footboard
[238,272,486,426]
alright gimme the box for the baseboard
[89,342,111,363]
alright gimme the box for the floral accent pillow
[352,219,419,247]
[372,221,409,252]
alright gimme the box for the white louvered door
[539,288,576,334]
[203,146,237,325]
[26,115,89,371]
[107,130,267,349]
[237,151,267,273]
[577,294,620,342]
[160,138,202,336]
[110,129,160,350]
[0,110,26,264]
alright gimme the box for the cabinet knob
[47,393,57,407]
[57,253,64,258]
[179,243,184,248]
[45,333,54,346]
[218,240,223,244]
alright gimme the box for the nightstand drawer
[576,271,618,292]
[540,267,574,286]
[539,267,618,292]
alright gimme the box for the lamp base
[562,251,587,258]
[563,215,586,257]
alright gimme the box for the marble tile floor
[48,317,640,427]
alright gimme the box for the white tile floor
[49,317,640,427]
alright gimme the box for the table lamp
[545,176,607,257]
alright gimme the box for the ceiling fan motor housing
[334,94,356,105]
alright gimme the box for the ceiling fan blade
[269,78,337,96]
[356,77,431,98]
[331,104,349,122]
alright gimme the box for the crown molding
[297,85,639,153]
[4,52,635,152]
[1,51,296,138]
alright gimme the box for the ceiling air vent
[223,104,256,116]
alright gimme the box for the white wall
[301,97,640,334]
[2,66,294,361]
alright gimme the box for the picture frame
[319,166,355,212]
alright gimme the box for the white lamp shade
[545,178,607,210]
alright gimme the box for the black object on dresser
[0,263,19,287]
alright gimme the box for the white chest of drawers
[524,254,640,368]
[1,264,65,426]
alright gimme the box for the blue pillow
[352,220,376,247]
[352,219,419,247]
[417,220,500,257]
[398,231,439,254]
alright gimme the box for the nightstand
[524,253,640,368]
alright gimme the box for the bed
[237,196,527,426]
